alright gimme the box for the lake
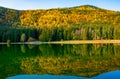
[0,44,120,79]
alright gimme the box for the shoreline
[43,40,120,44]
[1,40,120,45]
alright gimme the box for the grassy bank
[1,40,120,45]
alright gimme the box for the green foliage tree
[7,39,11,45]
[20,33,26,42]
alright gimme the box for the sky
[0,0,120,11]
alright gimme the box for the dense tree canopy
[0,5,120,42]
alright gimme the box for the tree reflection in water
[0,44,120,79]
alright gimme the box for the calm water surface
[0,44,120,79]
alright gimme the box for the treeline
[0,23,119,42]
[0,27,38,42]
[0,5,120,42]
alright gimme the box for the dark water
[0,44,120,79]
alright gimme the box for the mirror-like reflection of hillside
[0,44,120,79]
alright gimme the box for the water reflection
[7,75,86,79]
[93,70,120,79]
[20,45,26,53]
[0,44,120,79]
[6,70,120,79]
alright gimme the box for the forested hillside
[0,5,120,42]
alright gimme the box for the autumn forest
[0,5,120,42]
